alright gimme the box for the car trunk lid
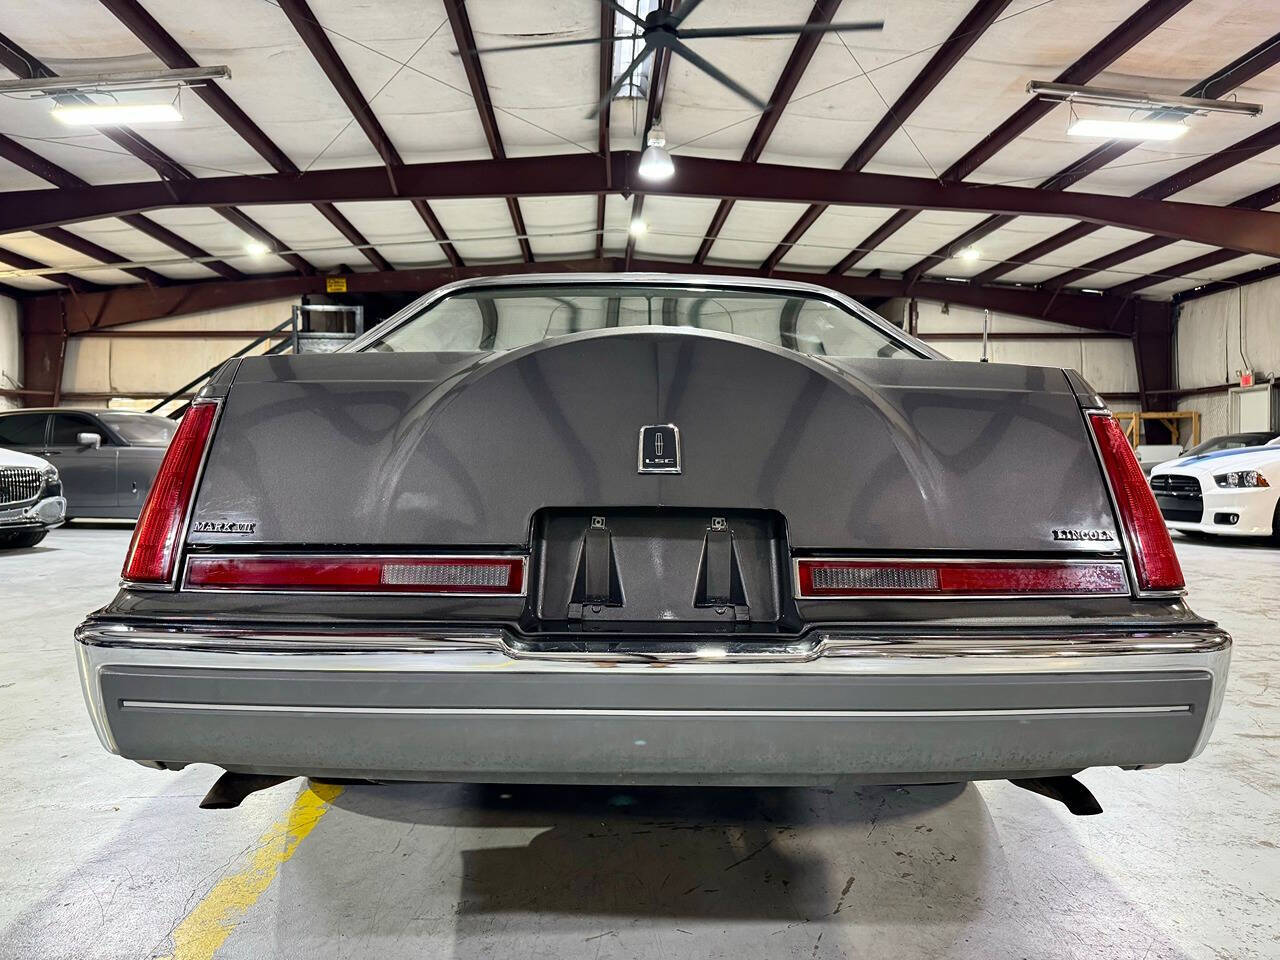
[187,328,1120,554]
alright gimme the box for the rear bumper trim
[118,701,1190,719]
[76,619,1229,661]
[76,619,1231,785]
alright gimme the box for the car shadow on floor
[299,780,980,926]
[266,779,1195,958]
[2,774,1204,960]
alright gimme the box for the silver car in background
[0,409,175,520]
[0,446,66,548]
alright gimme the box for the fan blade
[678,20,885,40]
[454,36,615,56]
[596,0,648,29]
[672,0,709,25]
[667,37,766,110]
[588,46,654,118]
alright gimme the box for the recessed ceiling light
[1067,117,1188,141]
[243,240,271,257]
[629,219,647,237]
[51,102,183,126]
[956,247,981,261]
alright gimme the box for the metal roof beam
[595,1,615,259]
[441,0,532,263]
[758,0,1016,273]
[0,42,241,281]
[18,255,1157,336]
[1044,170,1280,292]
[0,130,246,281]
[0,31,312,277]
[269,0,459,268]
[822,0,1190,276]
[968,30,1280,284]
[7,152,1280,257]
[977,115,1280,284]
[98,0,399,273]
[1173,262,1280,302]
[693,0,842,264]
[0,245,103,293]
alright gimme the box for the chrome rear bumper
[75,621,1231,786]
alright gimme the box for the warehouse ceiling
[2,0,1280,311]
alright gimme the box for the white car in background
[1150,432,1280,541]
[0,446,67,548]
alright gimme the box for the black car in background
[0,409,175,520]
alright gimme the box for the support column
[1131,299,1177,443]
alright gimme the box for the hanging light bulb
[638,123,674,181]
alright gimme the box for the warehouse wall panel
[1177,277,1280,437]
[61,298,299,401]
[0,296,19,412]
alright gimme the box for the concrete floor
[1,524,1276,960]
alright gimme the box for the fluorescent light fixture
[1027,80,1263,118]
[638,123,674,181]
[629,219,647,237]
[0,65,229,96]
[956,247,981,262]
[52,101,183,125]
[243,240,271,257]
[1068,117,1188,141]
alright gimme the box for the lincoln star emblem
[638,424,681,474]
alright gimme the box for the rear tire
[1270,499,1280,545]
[0,529,48,549]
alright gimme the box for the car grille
[0,466,41,507]
[1150,473,1202,523]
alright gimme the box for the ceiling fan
[454,0,885,117]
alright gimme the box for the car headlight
[1214,470,1270,488]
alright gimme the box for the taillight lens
[795,559,1128,598]
[185,555,526,595]
[1089,412,1184,592]
[121,400,218,584]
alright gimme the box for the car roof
[0,408,162,416]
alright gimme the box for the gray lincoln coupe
[74,274,1230,805]
[0,408,175,519]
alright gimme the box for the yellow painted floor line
[158,781,344,960]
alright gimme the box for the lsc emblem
[638,424,681,474]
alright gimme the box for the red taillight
[1089,413,1184,592]
[122,400,218,584]
[795,559,1128,598]
[185,555,526,595]
[1095,414,1182,593]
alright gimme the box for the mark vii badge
[192,520,256,534]
[638,424,681,474]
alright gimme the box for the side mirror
[76,432,102,449]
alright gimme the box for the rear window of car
[100,413,177,447]
[1185,432,1277,455]
[361,285,923,360]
